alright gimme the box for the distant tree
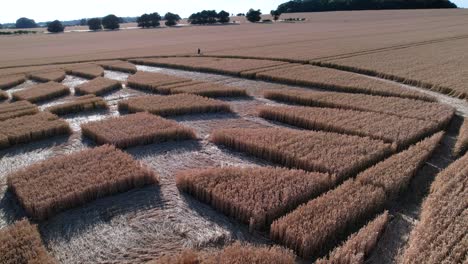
[246,9,262,23]
[189,10,218,24]
[137,12,161,28]
[15,17,37,28]
[0,24,3,29]
[79,18,87,26]
[271,10,281,21]
[237,13,245,16]
[87,18,102,31]
[118,17,125,23]
[164,12,181,26]
[218,10,230,23]
[102,14,120,30]
[47,20,64,33]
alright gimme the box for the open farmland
[0,7,466,264]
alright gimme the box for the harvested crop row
[8,145,158,220]
[118,94,231,117]
[153,242,295,264]
[29,69,66,82]
[0,90,7,101]
[264,89,454,126]
[0,220,56,264]
[453,118,468,157]
[75,77,122,96]
[12,81,70,103]
[211,128,391,181]
[97,60,137,73]
[176,167,336,231]
[316,211,389,264]
[0,112,70,149]
[0,100,39,121]
[169,81,247,98]
[46,95,108,115]
[82,112,196,149]
[65,64,104,79]
[402,152,468,264]
[0,74,26,90]
[130,57,287,77]
[127,71,192,94]
[258,105,438,149]
[356,132,443,200]
[271,179,386,258]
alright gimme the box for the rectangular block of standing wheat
[453,118,468,157]
[0,90,7,101]
[29,69,66,82]
[258,105,439,149]
[118,94,231,116]
[0,220,56,263]
[97,60,137,73]
[12,81,70,103]
[127,71,192,94]
[81,112,196,148]
[177,167,336,231]
[0,74,26,90]
[270,180,386,258]
[0,112,70,148]
[264,89,454,126]
[170,82,247,98]
[66,64,104,79]
[0,100,39,121]
[75,77,121,96]
[7,145,159,220]
[211,127,391,181]
[46,95,108,115]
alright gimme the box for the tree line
[136,12,182,28]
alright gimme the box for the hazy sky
[1,0,466,23]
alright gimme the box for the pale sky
[0,0,466,24]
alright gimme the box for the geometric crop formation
[97,60,137,73]
[127,71,191,94]
[0,112,70,149]
[167,81,247,98]
[118,94,231,116]
[75,77,122,96]
[0,100,39,121]
[12,81,70,103]
[65,64,105,79]
[0,74,26,89]
[176,166,336,231]
[81,112,196,148]
[0,219,56,263]
[264,89,454,126]
[211,127,392,181]
[29,69,66,82]
[7,145,159,220]
[46,95,108,116]
[258,105,439,149]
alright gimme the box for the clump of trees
[137,13,162,28]
[188,10,231,24]
[87,18,102,31]
[271,10,281,21]
[0,24,3,29]
[102,14,120,30]
[15,17,37,28]
[47,20,64,33]
[246,9,262,23]
[164,12,181,26]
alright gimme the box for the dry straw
[0,74,26,90]
[258,105,439,149]
[28,69,66,82]
[12,81,70,103]
[127,71,192,94]
[153,242,295,264]
[211,127,391,181]
[264,89,454,126]
[118,94,231,116]
[453,118,468,157]
[46,95,108,115]
[0,219,56,264]
[97,60,137,73]
[81,112,196,148]
[402,152,468,263]
[66,64,104,79]
[176,167,336,231]
[75,77,122,96]
[0,112,70,149]
[316,211,389,264]
[270,179,386,259]
[0,100,39,121]
[7,145,159,220]
[356,132,443,200]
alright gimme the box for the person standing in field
[198,48,201,55]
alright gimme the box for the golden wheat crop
[169,81,247,98]
[127,71,192,94]
[7,144,159,220]
[46,95,108,115]
[453,118,468,157]
[0,74,26,90]
[0,219,56,264]
[81,112,196,148]
[97,60,137,73]
[118,94,231,116]
[29,69,66,83]
[211,128,391,181]
[0,100,39,121]
[176,167,336,231]
[65,64,104,79]
[75,77,122,96]
[12,81,70,103]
